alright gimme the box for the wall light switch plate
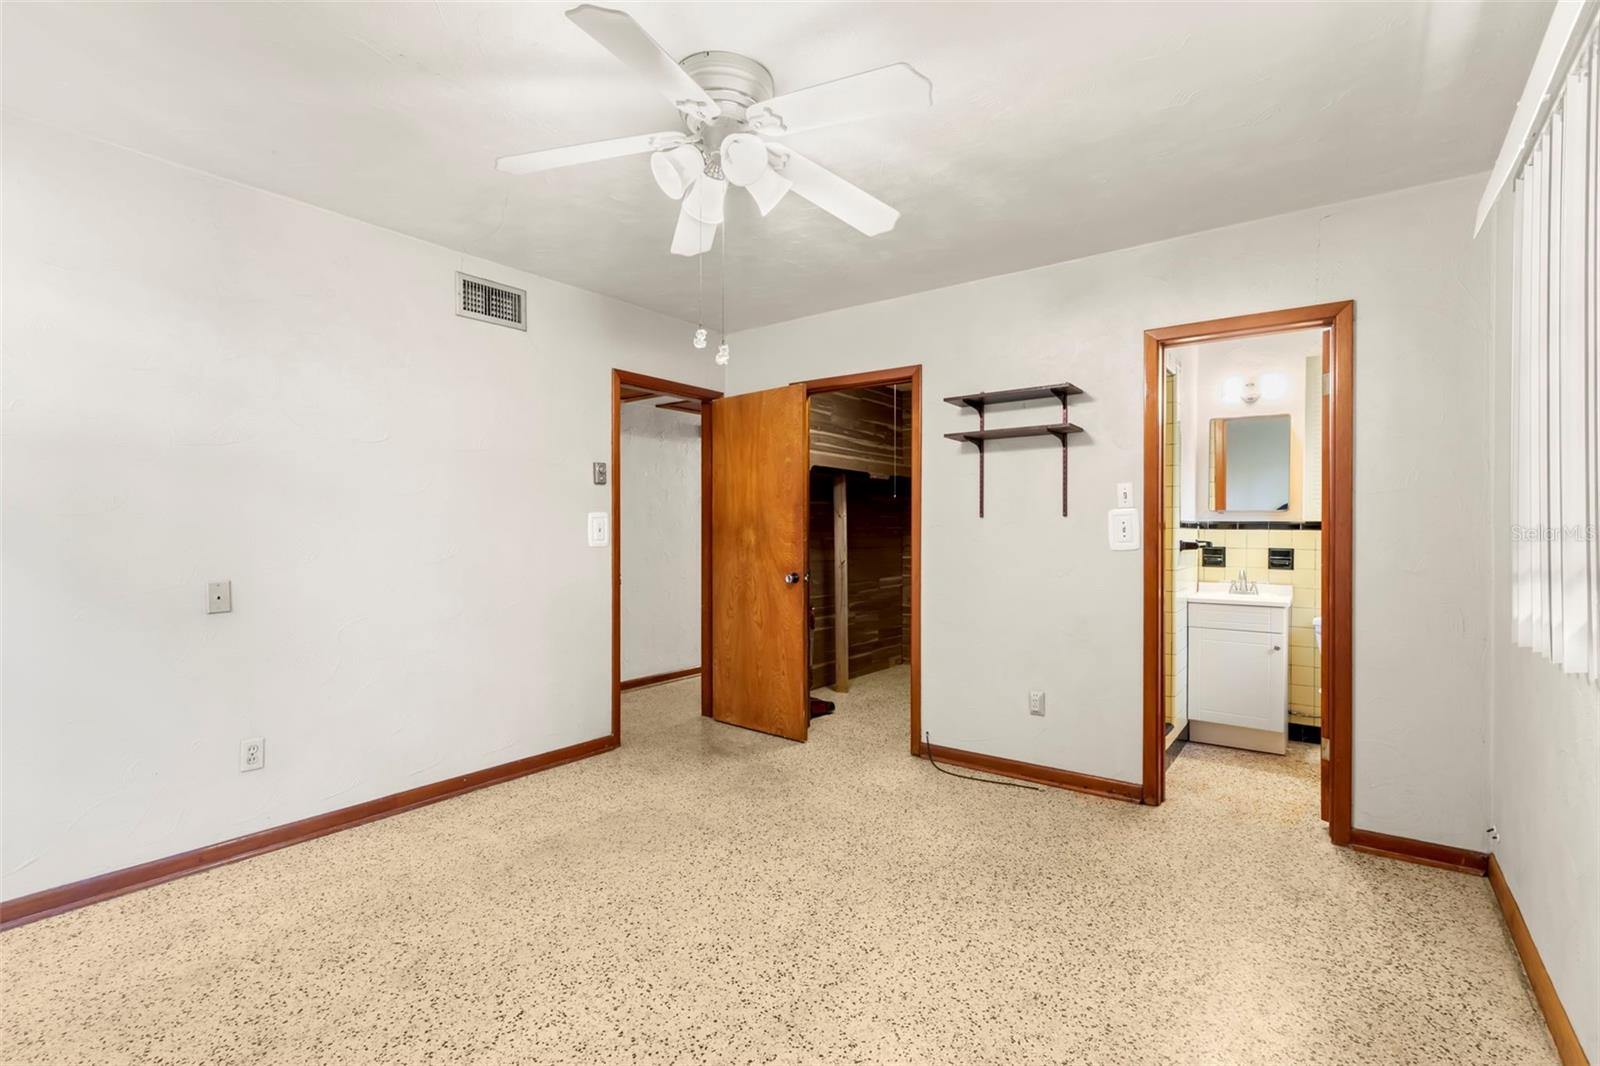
[587,512,609,547]
[1028,691,1046,717]
[1108,508,1140,551]
[208,580,232,614]
[1116,482,1135,508]
[240,737,264,772]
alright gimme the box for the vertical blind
[1510,23,1599,683]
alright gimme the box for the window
[1510,22,1599,682]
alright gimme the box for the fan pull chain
[692,213,707,349]
[715,209,730,365]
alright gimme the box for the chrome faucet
[1228,568,1258,595]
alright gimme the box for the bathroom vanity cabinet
[1181,588,1291,754]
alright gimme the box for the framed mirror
[1210,414,1290,512]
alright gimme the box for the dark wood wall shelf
[943,423,1083,444]
[943,382,1083,516]
[943,383,1083,412]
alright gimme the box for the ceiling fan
[496,4,932,257]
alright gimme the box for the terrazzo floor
[0,666,1555,1065]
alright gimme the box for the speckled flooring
[0,666,1554,1065]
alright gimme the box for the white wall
[1485,203,1599,1059]
[620,402,701,680]
[1,117,719,901]
[729,175,1495,849]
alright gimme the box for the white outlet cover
[1029,691,1046,716]
[1116,482,1135,507]
[240,737,265,772]
[1108,508,1140,551]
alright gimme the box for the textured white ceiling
[2,1,1550,328]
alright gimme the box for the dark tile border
[1288,722,1322,744]
[1177,520,1323,531]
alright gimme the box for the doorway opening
[804,380,914,738]
[699,366,921,748]
[1143,303,1353,845]
[610,370,723,743]
[801,367,922,752]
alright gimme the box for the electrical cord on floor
[922,732,1042,791]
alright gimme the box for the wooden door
[709,384,810,741]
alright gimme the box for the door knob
[784,572,801,585]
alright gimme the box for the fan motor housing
[680,50,774,125]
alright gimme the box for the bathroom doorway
[1142,303,1354,846]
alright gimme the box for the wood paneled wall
[809,387,911,478]
[808,386,913,689]
[809,471,911,687]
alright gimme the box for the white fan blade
[670,199,718,257]
[497,130,686,175]
[770,148,899,236]
[747,63,932,136]
[566,5,720,123]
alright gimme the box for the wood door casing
[1319,329,1333,822]
[1143,302,1353,845]
[710,384,810,741]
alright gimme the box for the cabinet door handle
[1271,645,1282,652]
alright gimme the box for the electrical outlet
[207,580,232,614]
[592,462,607,485]
[1028,691,1046,717]
[240,737,264,772]
[1107,508,1140,550]
[1116,482,1134,508]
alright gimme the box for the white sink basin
[1178,582,1293,608]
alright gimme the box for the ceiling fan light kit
[718,133,771,188]
[745,167,794,217]
[495,4,932,257]
[650,143,703,200]
[683,174,728,225]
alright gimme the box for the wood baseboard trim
[919,743,1142,803]
[1489,855,1591,1065]
[619,666,701,691]
[0,734,619,932]
[1347,827,1490,875]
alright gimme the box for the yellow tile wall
[1163,373,1197,730]
[1198,526,1322,727]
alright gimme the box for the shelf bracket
[977,401,985,518]
[1060,391,1070,518]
